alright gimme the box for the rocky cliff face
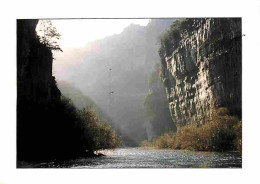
[17,20,61,160]
[17,19,60,105]
[160,18,242,131]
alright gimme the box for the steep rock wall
[160,18,242,131]
[17,19,60,105]
[17,20,61,160]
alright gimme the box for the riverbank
[141,108,242,153]
[17,151,106,168]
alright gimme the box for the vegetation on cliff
[159,18,205,57]
[36,20,63,52]
[143,63,176,138]
[61,97,122,151]
[58,81,114,124]
[159,18,241,58]
[57,81,123,147]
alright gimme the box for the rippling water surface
[35,148,242,168]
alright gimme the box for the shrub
[141,107,242,152]
[75,108,122,152]
[18,95,122,161]
[233,121,242,152]
[141,140,152,147]
[160,20,183,57]
[215,107,230,116]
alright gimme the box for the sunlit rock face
[160,18,242,131]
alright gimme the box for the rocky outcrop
[160,18,242,131]
[17,19,61,161]
[17,19,60,105]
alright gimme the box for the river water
[32,148,241,168]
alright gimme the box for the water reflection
[36,148,242,168]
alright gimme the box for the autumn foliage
[141,108,242,152]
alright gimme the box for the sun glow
[48,19,150,48]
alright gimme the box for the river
[29,148,242,168]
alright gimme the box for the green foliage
[159,18,207,57]
[143,64,176,137]
[143,91,157,119]
[142,108,242,152]
[159,20,183,57]
[76,108,122,151]
[59,96,122,151]
[17,93,121,161]
[58,81,111,124]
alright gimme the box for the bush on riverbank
[77,108,122,151]
[17,95,121,162]
[141,108,242,152]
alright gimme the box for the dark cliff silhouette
[17,20,121,164]
[17,19,63,161]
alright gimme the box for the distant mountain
[54,19,175,146]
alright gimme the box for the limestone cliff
[160,18,242,131]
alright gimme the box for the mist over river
[26,148,241,168]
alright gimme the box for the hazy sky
[49,19,150,48]
[37,19,150,78]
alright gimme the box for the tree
[36,20,63,52]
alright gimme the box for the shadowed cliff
[17,20,121,163]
